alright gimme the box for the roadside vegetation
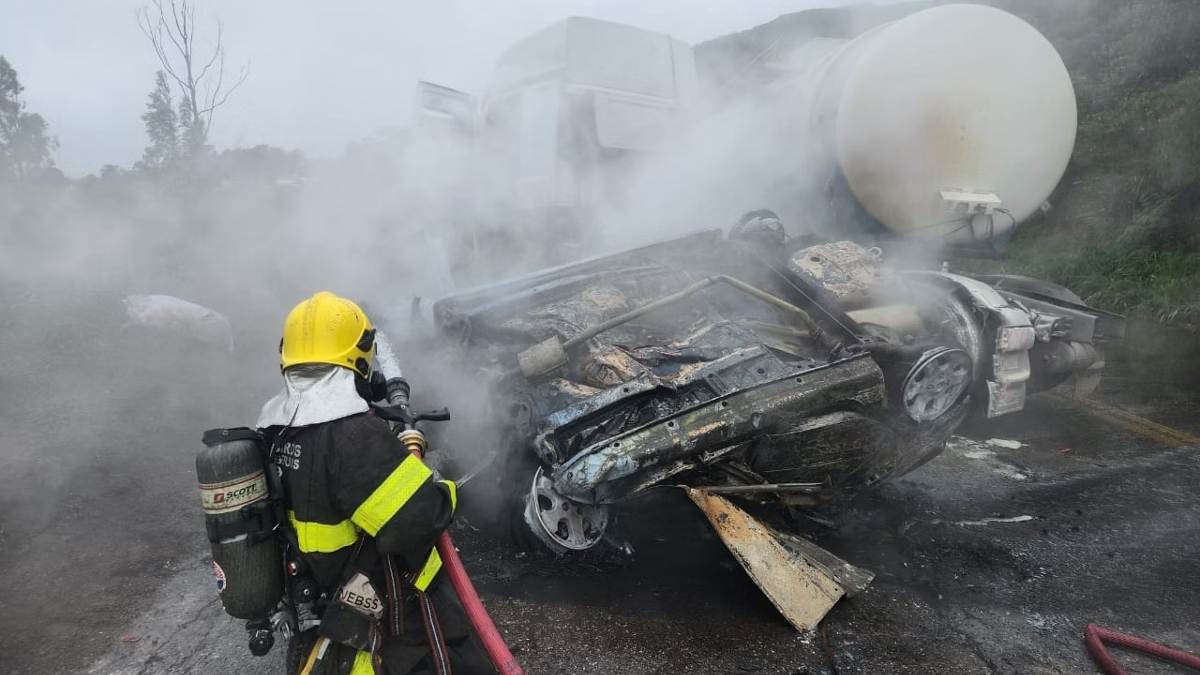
[996,233,1200,325]
[987,0,1200,325]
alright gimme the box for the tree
[137,0,246,157]
[177,93,205,158]
[0,56,57,179]
[139,70,178,169]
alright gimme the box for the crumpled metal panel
[749,411,891,487]
[542,371,660,430]
[788,241,888,308]
[905,270,1021,312]
[902,270,1035,417]
[987,380,1027,418]
[552,354,885,502]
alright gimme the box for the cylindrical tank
[778,4,1077,242]
[197,428,283,621]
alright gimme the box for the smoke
[0,1,1112,670]
[0,0,1064,547]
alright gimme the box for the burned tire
[501,445,545,550]
[889,390,972,480]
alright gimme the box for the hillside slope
[698,0,1200,323]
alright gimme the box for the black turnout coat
[264,412,490,675]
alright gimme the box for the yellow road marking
[1046,393,1200,448]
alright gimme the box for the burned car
[427,228,1023,556]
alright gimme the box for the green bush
[969,217,1200,325]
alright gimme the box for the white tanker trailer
[415,4,1123,417]
[712,3,1077,245]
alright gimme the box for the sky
[0,0,868,176]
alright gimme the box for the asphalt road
[5,347,1198,675]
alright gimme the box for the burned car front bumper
[549,353,886,503]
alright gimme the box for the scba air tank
[198,428,283,621]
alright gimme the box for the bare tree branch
[199,62,248,128]
[171,0,189,51]
[137,0,247,148]
[157,2,190,73]
[194,22,223,84]
[137,7,188,91]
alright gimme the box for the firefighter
[257,291,491,675]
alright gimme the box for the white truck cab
[416,17,696,264]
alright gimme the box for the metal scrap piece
[788,241,889,308]
[686,488,874,632]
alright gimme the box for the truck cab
[415,17,696,279]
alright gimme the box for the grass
[965,230,1200,326]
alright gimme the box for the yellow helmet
[280,291,375,377]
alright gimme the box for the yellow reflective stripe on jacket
[414,548,442,591]
[288,511,360,553]
[351,454,432,535]
[440,479,457,512]
[349,649,376,675]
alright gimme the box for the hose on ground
[1085,623,1200,675]
[437,533,524,675]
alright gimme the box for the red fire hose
[400,431,524,675]
[376,332,523,674]
[1085,624,1200,675]
[437,533,524,675]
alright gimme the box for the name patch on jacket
[272,441,303,470]
[336,572,384,619]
